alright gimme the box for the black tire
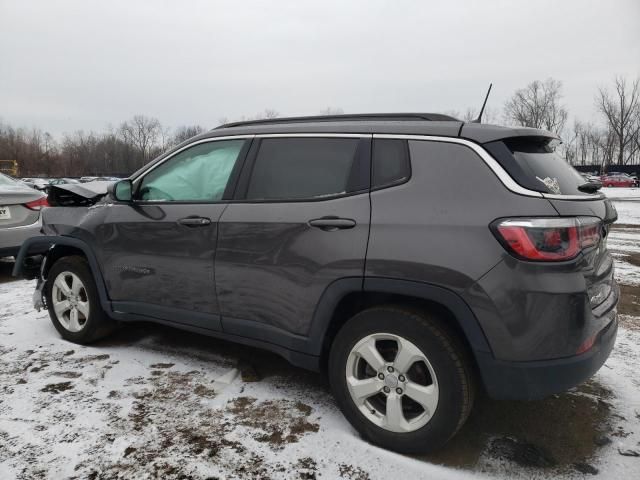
[44,255,116,343]
[328,306,475,454]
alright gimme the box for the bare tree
[461,107,499,124]
[172,125,206,146]
[504,78,568,134]
[319,107,344,115]
[262,108,279,119]
[596,76,640,165]
[222,109,280,124]
[119,115,163,167]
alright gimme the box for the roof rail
[216,113,459,129]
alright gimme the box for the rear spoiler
[459,124,560,144]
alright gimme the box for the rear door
[215,135,371,340]
[99,138,250,330]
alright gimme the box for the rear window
[485,137,588,195]
[245,138,361,200]
[0,173,17,186]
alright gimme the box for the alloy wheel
[51,271,90,333]
[345,333,439,433]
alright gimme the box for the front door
[98,138,250,330]
[215,136,371,340]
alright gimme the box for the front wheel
[45,255,115,343]
[328,307,475,454]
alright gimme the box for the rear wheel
[328,307,475,454]
[45,256,115,343]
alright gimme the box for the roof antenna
[472,83,493,123]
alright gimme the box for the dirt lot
[1,223,639,479]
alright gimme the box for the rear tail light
[492,217,601,261]
[24,196,49,210]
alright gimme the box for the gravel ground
[1,200,640,479]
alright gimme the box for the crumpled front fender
[12,235,113,314]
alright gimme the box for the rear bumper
[477,315,617,400]
[0,217,42,257]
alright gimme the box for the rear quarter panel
[365,139,558,291]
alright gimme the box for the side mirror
[110,179,133,202]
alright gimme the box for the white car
[0,173,47,257]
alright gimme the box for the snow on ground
[612,201,640,226]
[602,188,640,225]
[1,204,640,479]
[0,277,474,480]
[601,187,640,200]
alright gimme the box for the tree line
[447,76,640,170]
[0,76,638,178]
[505,76,640,169]
[0,109,285,177]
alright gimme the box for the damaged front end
[46,181,113,207]
[13,180,116,286]
[13,181,117,312]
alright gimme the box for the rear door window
[484,137,589,195]
[244,138,362,200]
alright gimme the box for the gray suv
[14,114,618,453]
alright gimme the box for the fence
[574,164,640,176]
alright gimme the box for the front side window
[245,138,360,200]
[138,139,246,201]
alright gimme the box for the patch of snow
[613,257,640,286]
[608,228,640,254]
[612,201,640,226]
[602,187,640,200]
[0,279,479,480]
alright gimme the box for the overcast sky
[1,0,638,137]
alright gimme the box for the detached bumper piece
[12,237,56,279]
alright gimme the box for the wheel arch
[14,235,112,313]
[312,277,493,373]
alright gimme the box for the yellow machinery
[0,160,18,176]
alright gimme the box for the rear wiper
[577,182,602,193]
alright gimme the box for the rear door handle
[178,216,211,227]
[308,217,356,231]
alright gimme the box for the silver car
[0,173,47,257]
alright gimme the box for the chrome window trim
[373,134,604,201]
[133,132,603,201]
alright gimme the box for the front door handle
[178,216,211,227]
[308,217,356,231]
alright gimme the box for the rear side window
[485,137,588,195]
[245,138,361,200]
[372,139,411,189]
